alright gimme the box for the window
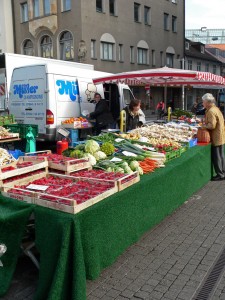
[40,35,53,58]
[213,65,217,74]
[166,53,173,67]
[21,2,28,22]
[91,40,96,59]
[96,0,103,12]
[185,41,189,50]
[130,46,134,63]
[123,88,134,106]
[200,45,205,54]
[43,0,51,15]
[59,31,74,60]
[109,0,116,15]
[197,62,201,71]
[101,42,114,60]
[62,0,71,11]
[119,44,124,62]
[137,48,148,64]
[172,16,177,33]
[152,50,156,66]
[144,6,150,25]
[134,3,140,22]
[164,13,169,30]
[188,60,192,70]
[205,63,209,72]
[23,40,34,56]
[33,0,40,18]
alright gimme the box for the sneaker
[211,175,225,181]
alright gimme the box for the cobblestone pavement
[2,180,225,300]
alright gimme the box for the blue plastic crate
[188,138,198,148]
[67,129,79,146]
[8,149,25,159]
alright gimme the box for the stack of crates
[3,124,38,139]
[67,129,79,147]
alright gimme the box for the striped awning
[93,66,225,88]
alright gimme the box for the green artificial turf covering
[0,145,211,300]
[0,196,33,295]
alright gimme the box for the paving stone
[134,290,151,299]
[105,288,121,298]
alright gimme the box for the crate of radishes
[2,173,118,214]
[68,169,140,191]
[1,185,37,204]
[26,151,92,174]
[0,156,48,184]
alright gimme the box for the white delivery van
[0,52,94,112]
[9,63,134,141]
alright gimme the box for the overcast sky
[185,0,225,29]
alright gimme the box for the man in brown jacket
[202,93,225,181]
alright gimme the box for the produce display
[0,147,16,166]
[0,126,19,140]
[61,117,88,125]
[0,118,202,213]
[129,123,196,143]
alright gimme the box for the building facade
[184,39,223,110]
[12,0,185,74]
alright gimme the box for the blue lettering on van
[13,84,38,99]
[56,80,79,101]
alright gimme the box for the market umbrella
[93,66,225,109]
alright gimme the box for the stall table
[0,145,212,300]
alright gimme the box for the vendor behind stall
[122,99,146,131]
[88,93,114,135]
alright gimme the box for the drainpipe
[11,0,16,53]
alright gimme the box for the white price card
[27,184,49,191]
[115,138,124,142]
[122,151,137,157]
[110,157,122,162]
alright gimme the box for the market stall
[0,144,211,300]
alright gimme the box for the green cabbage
[129,160,140,171]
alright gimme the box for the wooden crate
[1,186,37,204]
[69,170,140,192]
[116,172,140,191]
[1,169,48,203]
[35,184,117,214]
[25,150,92,174]
[48,158,91,174]
[34,173,118,214]
[0,156,48,184]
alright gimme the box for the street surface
[2,179,225,300]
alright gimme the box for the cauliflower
[85,140,100,154]
[93,151,107,161]
[83,153,97,166]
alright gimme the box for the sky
[185,0,225,29]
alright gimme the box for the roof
[185,39,220,63]
[207,44,225,51]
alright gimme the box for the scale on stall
[56,127,71,155]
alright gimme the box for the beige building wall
[0,0,14,53]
